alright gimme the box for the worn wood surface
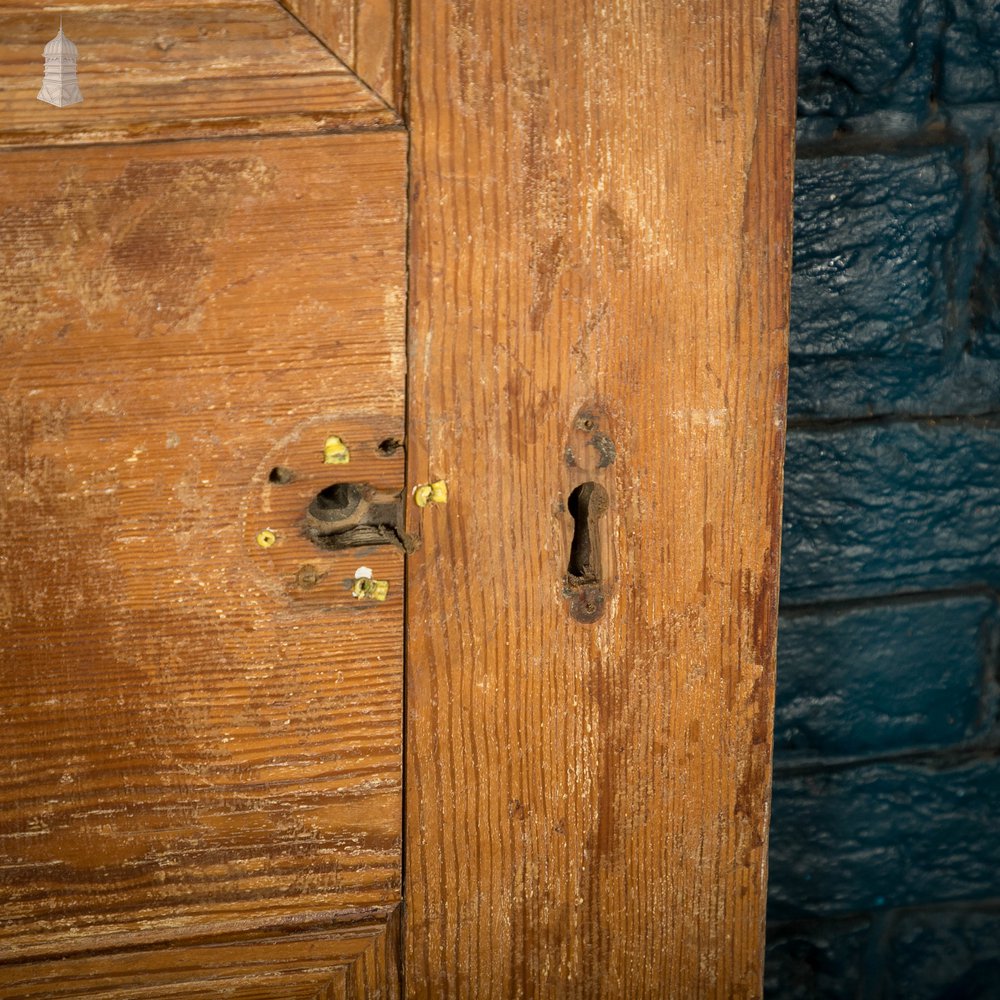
[404,0,796,996]
[280,0,403,111]
[0,911,399,999]
[0,130,406,995]
[0,1,394,148]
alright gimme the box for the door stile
[403,1,797,996]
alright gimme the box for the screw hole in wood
[268,466,295,485]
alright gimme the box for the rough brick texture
[969,138,1000,361]
[786,147,1000,420]
[764,917,870,999]
[769,760,1000,920]
[776,595,999,758]
[781,422,1000,603]
[789,354,1000,420]
[768,0,1000,994]
[883,905,1000,999]
[791,151,961,360]
[796,0,938,142]
[941,1,1000,104]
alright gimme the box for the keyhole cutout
[566,482,609,622]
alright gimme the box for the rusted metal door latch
[304,482,419,552]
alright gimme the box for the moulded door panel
[0,90,408,1000]
[0,0,796,996]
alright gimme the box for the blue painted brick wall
[883,904,1000,999]
[791,150,962,361]
[770,760,1000,919]
[782,423,1000,601]
[767,0,1000,996]
[775,595,998,756]
[765,916,872,1000]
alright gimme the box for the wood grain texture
[0,910,400,999]
[0,131,407,980]
[404,1,796,996]
[0,1,395,148]
[279,0,404,111]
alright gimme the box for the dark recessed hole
[567,481,608,584]
[310,482,363,521]
[377,437,403,457]
[303,481,419,553]
[269,466,295,485]
[565,481,609,624]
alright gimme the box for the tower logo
[37,20,83,108]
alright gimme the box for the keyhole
[566,481,608,622]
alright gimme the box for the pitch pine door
[1,3,407,995]
[0,2,795,997]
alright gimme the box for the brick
[969,136,1000,360]
[791,151,962,361]
[941,2,1000,104]
[796,0,938,141]
[776,595,998,757]
[780,422,1000,603]
[883,903,1000,999]
[788,355,1000,420]
[768,760,1000,919]
[764,916,870,999]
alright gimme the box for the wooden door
[0,2,795,997]
[403,1,795,994]
[0,3,407,996]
